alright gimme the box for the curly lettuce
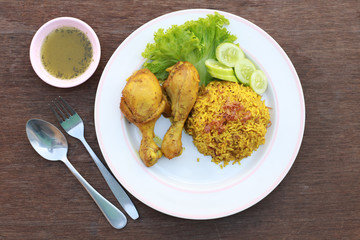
[142,12,237,85]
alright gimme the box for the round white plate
[95,9,305,220]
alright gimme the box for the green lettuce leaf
[142,12,237,85]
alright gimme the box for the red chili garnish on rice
[217,122,226,134]
[204,124,212,133]
[204,118,226,134]
[241,111,252,123]
[223,101,244,111]
[204,101,252,134]
[222,101,244,121]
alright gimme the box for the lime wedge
[216,43,245,67]
[234,58,256,85]
[207,69,238,82]
[250,70,268,94]
[205,59,234,76]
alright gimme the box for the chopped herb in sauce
[41,27,93,79]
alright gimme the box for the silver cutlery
[50,96,139,220]
[26,119,127,229]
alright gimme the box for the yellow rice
[185,81,271,167]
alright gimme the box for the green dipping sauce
[41,27,93,79]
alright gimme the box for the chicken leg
[120,69,165,167]
[161,62,200,159]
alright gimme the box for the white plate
[95,9,305,220]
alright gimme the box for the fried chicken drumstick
[120,69,166,167]
[161,61,200,159]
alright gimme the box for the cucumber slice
[234,58,256,85]
[250,70,268,94]
[216,42,244,67]
[205,59,234,76]
[207,69,238,82]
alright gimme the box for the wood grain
[0,0,359,239]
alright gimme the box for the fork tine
[54,97,71,118]
[49,103,64,123]
[58,96,76,115]
[52,100,68,120]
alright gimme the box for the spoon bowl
[26,119,127,229]
[26,119,68,161]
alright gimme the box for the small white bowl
[30,17,101,88]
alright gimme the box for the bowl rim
[29,17,101,88]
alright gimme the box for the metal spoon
[26,119,127,229]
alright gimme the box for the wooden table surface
[1,1,359,239]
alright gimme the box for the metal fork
[50,96,139,220]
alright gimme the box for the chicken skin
[120,69,166,167]
[161,61,200,159]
